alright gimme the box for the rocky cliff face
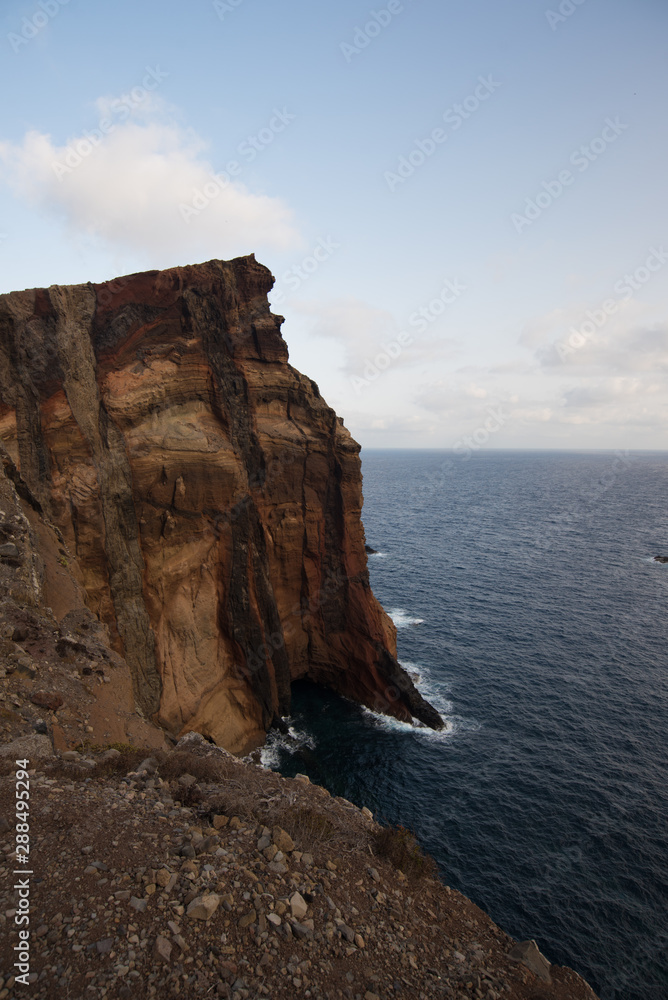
[0,257,442,752]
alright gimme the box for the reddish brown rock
[0,257,443,753]
[30,691,64,711]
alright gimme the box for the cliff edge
[0,257,442,753]
[0,732,601,1000]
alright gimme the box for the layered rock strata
[0,258,442,752]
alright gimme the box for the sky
[1,0,667,451]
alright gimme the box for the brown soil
[0,735,600,1000]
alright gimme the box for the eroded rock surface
[0,439,167,752]
[0,257,442,752]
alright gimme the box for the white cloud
[416,379,496,416]
[562,378,644,408]
[536,321,668,376]
[496,377,666,436]
[345,409,442,442]
[0,107,300,263]
[510,405,554,424]
[292,297,458,377]
[519,306,577,349]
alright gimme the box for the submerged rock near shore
[0,257,442,753]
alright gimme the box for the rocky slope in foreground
[0,257,441,753]
[0,732,600,1000]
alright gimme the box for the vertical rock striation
[0,257,443,752]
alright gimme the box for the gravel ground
[0,734,600,1000]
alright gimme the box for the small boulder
[508,940,552,983]
[154,936,172,963]
[15,659,36,679]
[186,893,221,921]
[195,835,219,856]
[337,921,355,943]
[174,731,234,759]
[177,773,197,787]
[55,636,88,658]
[30,691,64,712]
[0,733,53,762]
[268,861,288,875]
[136,757,158,774]
[291,919,313,940]
[272,826,295,853]
[290,891,308,921]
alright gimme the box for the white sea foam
[354,657,477,742]
[398,659,480,740]
[359,704,472,743]
[259,723,315,770]
[388,607,425,627]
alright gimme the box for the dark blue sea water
[263,450,668,1000]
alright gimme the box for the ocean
[261,450,668,1000]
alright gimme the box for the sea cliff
[0,257,441,753]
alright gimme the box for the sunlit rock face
[0,257,442,753]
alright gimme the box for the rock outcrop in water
[0,257,442,752]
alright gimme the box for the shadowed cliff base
[0,257,443,753]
